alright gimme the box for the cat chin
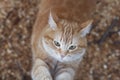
[57,57,81,63]
[56,54,84,63]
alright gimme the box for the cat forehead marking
[59,20,78,45]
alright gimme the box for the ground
[0,0,120,80]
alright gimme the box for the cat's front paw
[34,76,52,80]
[42,76,53,80]
[55,72,73,80]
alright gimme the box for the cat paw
[33,76,52,80]
[42,76,53,80]
[55,72,73,80]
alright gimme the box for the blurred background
[0,0,120,80]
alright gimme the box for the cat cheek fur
[42,37,63,61]
[63,49,86,62]
[42,38,57,58]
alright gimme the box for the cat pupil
[54,41,60,47]
[69,45,76,50]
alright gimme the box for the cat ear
[79,20,93,37]
[48,12,57,30]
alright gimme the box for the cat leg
[55,68,75,80]
[31,59,53,80]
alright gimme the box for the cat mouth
[57,55,65,62]
[59,56,67,62]
[61,57,65,60]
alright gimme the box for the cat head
[42,12,93,62]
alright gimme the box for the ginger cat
[31,0,97,80]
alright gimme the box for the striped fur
[31,0,96,80]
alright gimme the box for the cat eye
[54,41,60,47]
[69,45,76,50]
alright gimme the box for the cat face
[41,13,92,62]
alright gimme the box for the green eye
[54,41,60,47]
[69,45,76,50]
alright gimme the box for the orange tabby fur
[31,0,97,80]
